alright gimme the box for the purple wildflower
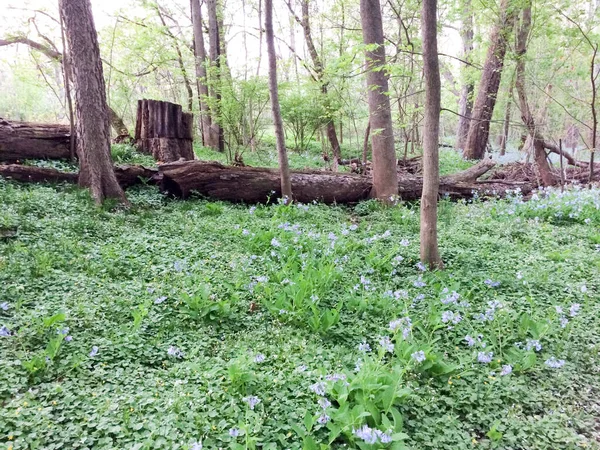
[525,339,542,352]
[229,428,240,438]
[167,346,184,358]
[89,346,99,357]
[545,357,566,368]
[569,303,581,317]
[254,354,266,363]
[378,336,394,353]
[464,335,476,347]
[310,382,327,396]
[411,350,426,363]
[0,325,11,337]
[0,302,8,311]
[477,352,493,364]
[358,341,371,352]
[500,365,512,376]
[317,413,330,424]
[484,279,500,287]
[154,296,167,304]
[243,396,261,410]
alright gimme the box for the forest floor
[1,153,600,450]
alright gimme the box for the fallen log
[1,159,535,203]
[0,118,71,161]
[158,158,501,203]
[0,164,158,188]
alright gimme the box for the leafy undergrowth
[0,181,599,450]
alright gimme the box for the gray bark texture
[456,0,474,150]
[206,0,224,151]
[420,0,443,268]
[463,0,516,159]
[59,0,127,204]
[191,0,212,147]
[265,0,293,201]
[360,0,399,201]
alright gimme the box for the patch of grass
[0,181,598,449]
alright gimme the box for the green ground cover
[0,172,599,450]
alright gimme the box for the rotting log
[134,99,194,162]
[0,164,158,188]
[1,159,538,203]
[158,158,503,203]
[0,118,71,161]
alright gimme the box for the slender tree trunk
[257,0,263,77]
[362,121,371,166]
[59,0,127,204]
[207,0,224,151]
[360,0,398,201]
[155,6,194,112]
[463,0,516,159]
[191,0,212,147]
[500,94,512,155]
[59,11,76,161]
[514,2,556,186]
[420,0,443,269]
[265,0,292,201]
[287,0,341,169]
[456,0,474,150]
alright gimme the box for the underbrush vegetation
[0,181,599,450]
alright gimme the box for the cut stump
[134,99,194,162]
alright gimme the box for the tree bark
[420,0,443,269]
[206,0,224,151]
[514,2,556,186]
[155,5,194,112]
[191,0,212,147]
[463,0,517,159]
[157,159,501,203]
[500,83,513,155]
[265,0,292,201]
[362,121,371,166]
[59,0,127,204]
[360,0,399,201]
[0,164,158,188]
[456,0,474,150]
[0,119,71,161]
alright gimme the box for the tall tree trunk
[265,0,292,201]
[155,6,194,112]
[59,11,76,161]
[287,0,341,170]
[359,0,398,201]
[206,0,224,152]
[59,0,127,204]
[514,2,556,186]
[420,0,443,268]
[463,0,516,159]
[456,0,474,150]
[191,0,212,147]
[500,93,512,155]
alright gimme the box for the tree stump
[134,99,195,162]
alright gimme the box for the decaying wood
[158,158,500,203]
[0,118,71,161]
[0,164,158,188]
[134,99,194,162]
